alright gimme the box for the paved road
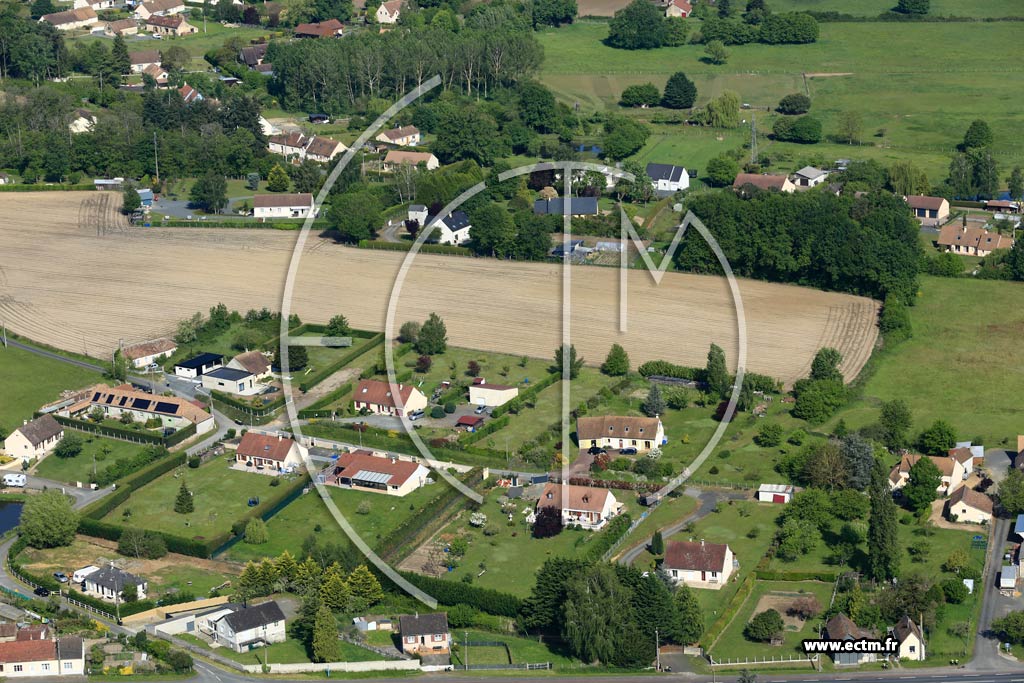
[985,448,1015,485]
[617,487,750,566]
[4,337,104,373]
[973,516,1015,671]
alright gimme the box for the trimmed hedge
[297,382,353,419]
[0,183,95,192]
[582,513,632,561]
[637,360,703,380]
[298,332,386,392]
[753,570,838,582]
[357,239,472,256]
[211,390,285,415]
[460,415,510,445]
[49,414,163,445]
[377,468,483,561]
[397,571,521,617]
[702,574,756,649]
[306,423,506,467]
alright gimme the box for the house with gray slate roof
[3,415,63,462]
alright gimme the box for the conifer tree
[174,480,194,514]
[345,564,384,612]
[312,604,341,662]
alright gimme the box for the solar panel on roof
[154,401,178,414]
[91,392,101,401]
[105,395,115,404]
[118,396,129,406]
[351,470,392,485]
[131,398,151,410]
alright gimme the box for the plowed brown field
[0,192,878,385]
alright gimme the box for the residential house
[376,125,420,146]
[84,565,148,601]
[352,379,428,417]
[375,0,401,24]
[576,415,666,453]
[732,173,796,194]
[469,382,519,407]
[383,150,439,171]
[792,166,828,188]
[141,63,169,87]
[399,613,448,655]
[428,210,471,245]
[258,116,279,137]
[174,352,224,379]
[0,624,16,643]
[227,351,272,380]
[665,0,692,17]
[211,602,286,653]
[74,0,115,9]
[123,338,176,368]
[255,63,274,76]
[71,113,98,134]
[178,83,203,103]
[3,415,64,462]
[253,193,317,219]
[889,616,925,661]
[234,432,307,472]
[756,483,794,504]
[239,44,267,68]
[134,0,185,20]
[937,223,1013,256]
[324,449,429,496]
[824,613,876,665]
[146,15,198,36]
[105,18,139,36]
[949,443,982,475]
[536,483,622,530]
[906,195,950,227]
[533,197,599,217]
[645,163,689,196]
[664,539,735,589]
[946,486,993,524]
[16,626,49,642]
[62,384,215,435]
[0,637,85,677]
[303,136,346,163]
[268,131,308,158]
[39,8,98,30]
[200,367,260,395]
[293,18,344,37]
[888,453,964,495]
[129,50,161,73]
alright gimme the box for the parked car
[588,445,606,455]
[34,587,50,597]
[619,447,638,456]
[474,404,487,415]
[408,409,425,421]
[53,572,68,583]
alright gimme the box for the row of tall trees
[675,189,922,301]
[267,19,542,114]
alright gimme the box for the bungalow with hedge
[352,379,427,417]
[576,415,665,453]
[233,431,307,473]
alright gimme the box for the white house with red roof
[325,449,429,496]
[233,432,307,472]
[375,0,401,23]
[536,483,622,530]
[665,0,692,18]
[0,636,85,677]
[663,539,735,589]
[353,379,427,417]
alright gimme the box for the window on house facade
[14,665,22,672]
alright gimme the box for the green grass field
[450,630,578,668]
[823,275,1024,444]
[764,0,1024,17]
[709,579,834,659]
[427,488,620,596]
[224,481,442,562]
[34,434,144,484]
[104,457,301,540]
[0,345,103,437]
[176,634,377,665]
[539,22,1024,181]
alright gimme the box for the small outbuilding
[756,483,794,504]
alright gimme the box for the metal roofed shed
[1001,565,1017,590]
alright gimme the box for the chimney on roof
[700,539,705,547]
[278,434,282,441]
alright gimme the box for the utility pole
[464,631,468,670]
[655,629,660,671]
[153,133,160,186]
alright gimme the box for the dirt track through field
[0,193,878,385]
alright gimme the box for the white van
[3,474,26,487]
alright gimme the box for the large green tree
[328,191,381,243]
[705,343,730,399]
[20,490,79,548]
[878,399,912,451]
[189,171,228,214]
[553,344,584,379]
[673,583,704,644]
[601,344,630,376]
[867,460,900,581]
[962,119,993,150]
[999,469,1024,515]
[904,456,942,512]
[311,604,341,662]
[562,564,636,664]
[918,419,957,456]
[607,0,668,49]
[416,313,448,355]
[661,72,697,109]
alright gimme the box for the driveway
[986,448,1015,485]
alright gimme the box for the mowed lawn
[709,580,834,659]
[34,435,145,484]
[766,0,1024,17]
[0,345,102,436]
[538,22,1024,180]
[826,276,1024,444]
[104,458,300,540]
[225,481,444,562]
